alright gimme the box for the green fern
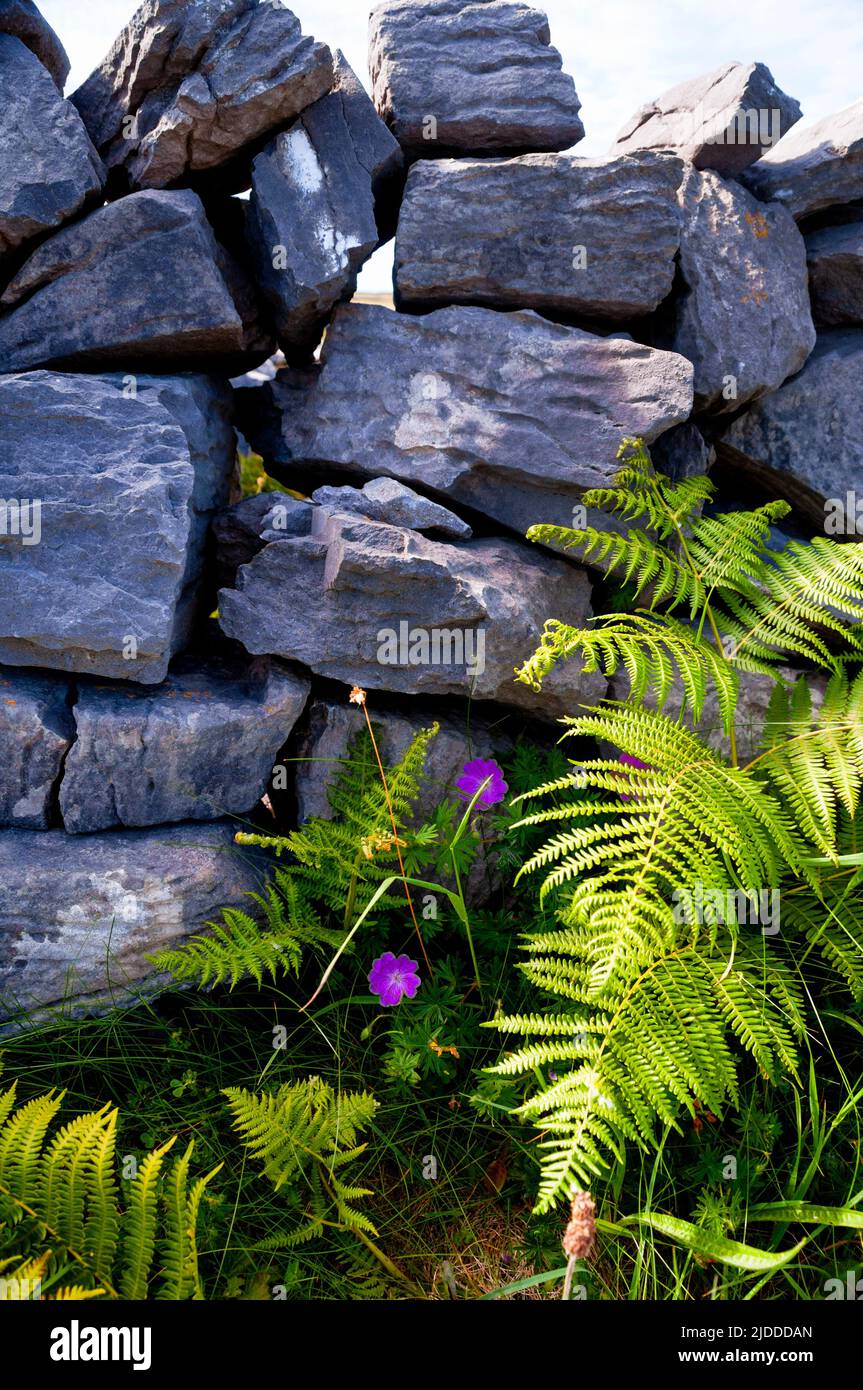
[151,722,439,990]
[0,1081,219,1299]
[223,1077,378,1245]
[497,438,863,1211]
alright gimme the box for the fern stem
[354,690,433,978]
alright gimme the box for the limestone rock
[718,331,863,523]
[742,99,863,220]
[0,0,69,88]
[651,422,715,482]
[0,36,104,268]
[212,492,312,587]
[71,0,333,192]
[59,657,309,833]
[218,506,607,718]
[369,0,584,157]
[0,188,274,373]
[612,61,801,176]
[0,370,235,682]
[0,822,263,1020]
[671,165,815,412]
[237,303,694,534]
[245,52,402,360]
[0,668,73,829]
[805,220,863,326]
[394,152,682,320]
[312,478,472,538]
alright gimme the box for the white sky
[41,0,863,291]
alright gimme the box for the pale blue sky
[41,0,863,290]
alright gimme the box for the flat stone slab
[671,166,815,412]
[718,330,863,523]
[218,506,607,718]
[0,370,234,683]
[0,188,274,373]
[369,0,584,157]
[805,220,863,326]
[59,657,309,834]
[0,822,263,1020]
[71,0,333,192]
[0,35,104,268]
[394,152,682,320]
[742,98,863,220]
[0,667,73,829]
[245,51,402,361]
[612,61,801,176]
[0,0,70,88]
[237,303,694,535]
[312,477,472,538]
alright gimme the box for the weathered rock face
[718,331,863,522]
[71,0,333,192]
[651,422,715,482]
[237,303,694,534]
[805,221,863,326]
[671,166,815,413]
[612,61,801,176]
[245,52,402,361]
[0,0,69,88]
[59,657,309,834]
[394,153,682,319]
[0,823,263,1019]
[0,189,274,373]
[0,668,73,829]
[0,371,235,683]
[312,478,472,539]
[742,98,863,220]
[218,506,607,718]
[369,0,584,157]
[0,36,104,268]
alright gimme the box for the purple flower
[369,952,421,1007]
[455,757,508,808]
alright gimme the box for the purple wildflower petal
[368,951,421,1006]
[455,757,508,807]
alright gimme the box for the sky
[41,0,863,291]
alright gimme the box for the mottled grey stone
[672,166,815,413]
[0,822,263,1020]
[245,52,402,361]
[0,36,104,266]
[0,370,235,682]
[0,0,69,88]
[612,61,801,176]
[651,422,715,482]
[0,667,73,828]
[237,303,694,534]
[806,220,863,326]
[71,0,333,192]
[312,477,471,538]
[60,657,309,833]
[718,331,863,523]
[394,152,682,319]
[0,188,274,373]
[219,506,607,718]
[369,0,584,157]
[742,99,863,220]
[212,491,312,587]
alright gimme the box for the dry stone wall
[0,0,860,1024]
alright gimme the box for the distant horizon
[39,0,863,293]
